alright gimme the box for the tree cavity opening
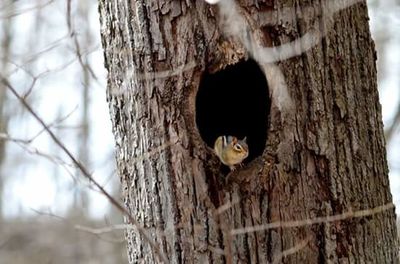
[196,59,270,163]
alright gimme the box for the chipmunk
[214,135,249,171]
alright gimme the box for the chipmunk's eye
[234,144,242,151]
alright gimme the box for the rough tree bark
[99,0,398,263]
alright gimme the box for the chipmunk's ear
[231,136,238,144]
[242,136,247,143]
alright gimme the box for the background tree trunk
[99,0,398,263]
[0,0,14,220]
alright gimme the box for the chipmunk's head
[229,136,249,159]
[214,135,249,170]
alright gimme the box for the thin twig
[231,203,394,235]
[214,197,240,215]
[75,224,133,234]
[31,209,125,243]
[272,237,311,264]
[0,0,54,19]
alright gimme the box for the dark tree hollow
[196,59,270,162]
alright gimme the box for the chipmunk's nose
[196,58,270,162]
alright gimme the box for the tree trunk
[0,0,14,220]
[99,0,398,263]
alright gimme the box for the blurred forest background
[0,0,398,263]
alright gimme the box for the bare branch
[66,0,72,33]
[218,0,364,63]
[231,203,394,236]
[1,132,76,178]
[0,0,54,19]
[72,33,99,82]
[31,208,68,221]
[31,209,125,243]
[1,105,78,144]
[75,224,134,234]
[272,237,311,264]
[385,104,400,142]
[22,34,70,64]
[214,0,364,112]
[109,61,198,97]
[214,197,240,215]
[1,76,169,264]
